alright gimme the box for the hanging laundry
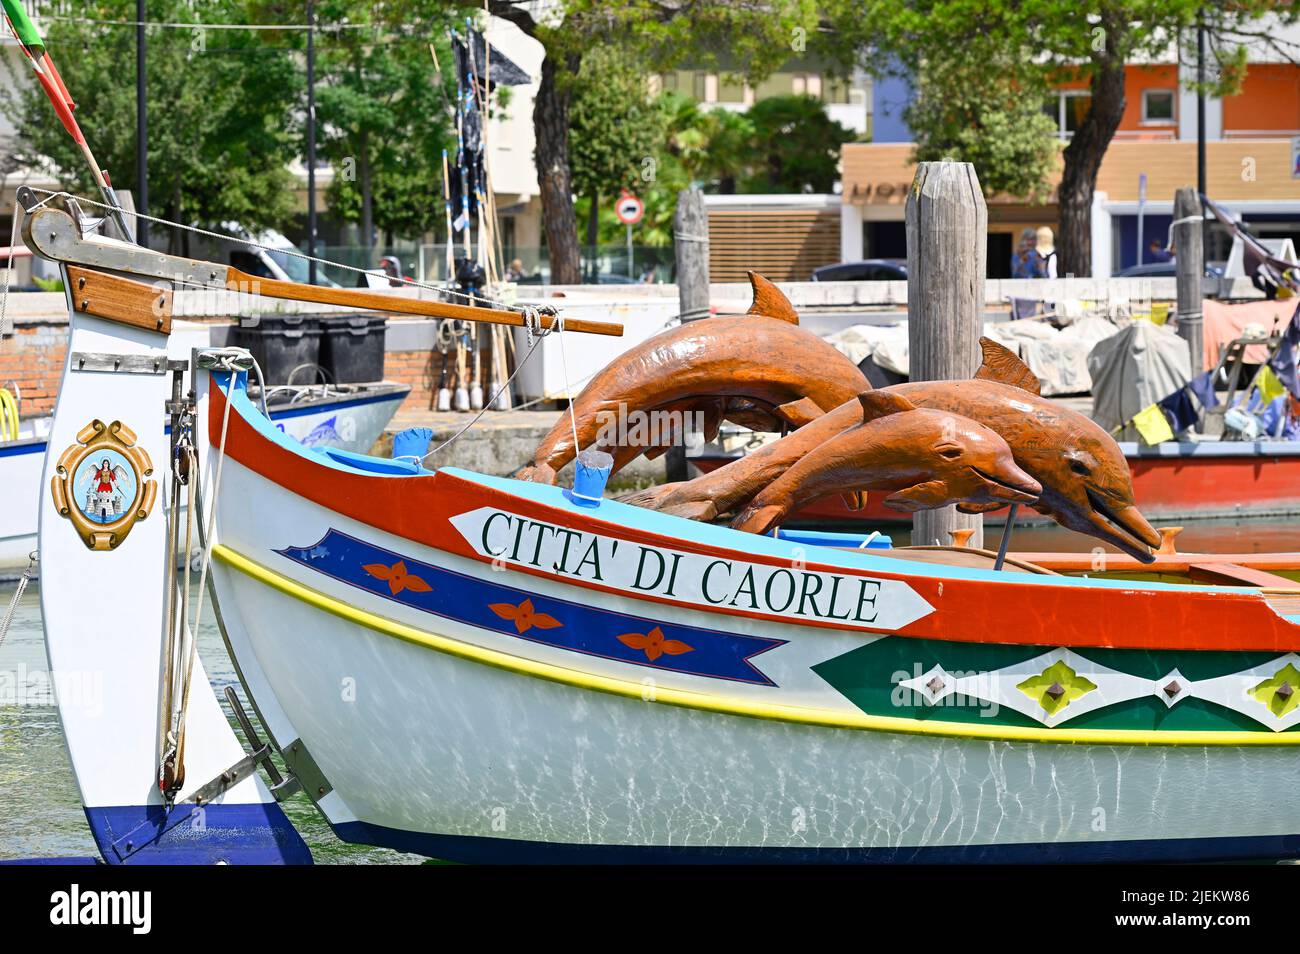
[1157,387,1199,434]
[1132,404,1175,446]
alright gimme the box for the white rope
[41,15,387,31]
[0,551,36,651]
[420,316,552,462]
[171,353,241,772]
[27,188,521,311]
[0,200,21,338]
[554,313,582,458]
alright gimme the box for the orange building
[847,37,1300,278]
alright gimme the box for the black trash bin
[233,315,323,385]
[319,313,388,383]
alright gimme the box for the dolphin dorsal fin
[858,390,916,422]
[746,271,800,324]
[975,337,1041,395]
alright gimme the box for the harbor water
[6,516,1300,862]
[0,579,422,864]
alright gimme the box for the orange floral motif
[489,598,561,634]
[617,626,693,662]
[363,560,432,596]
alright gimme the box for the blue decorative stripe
[84,803,312,865]
[276,528,787,686]
[0,438,45,458]
[333,820,1300,864]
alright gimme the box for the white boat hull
[202,418,1300,862]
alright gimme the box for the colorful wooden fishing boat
[29,199,1300,864]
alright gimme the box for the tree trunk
[534,51,581,285]
[586,191,599,281]
[1057,30,1127,277]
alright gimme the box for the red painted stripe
[211,387,1300,653]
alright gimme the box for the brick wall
[382,348,442,414]
[0,320,68,417]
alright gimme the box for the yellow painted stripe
[214,544,1300,747]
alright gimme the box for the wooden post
[666,188,710,481]
[1173,187,1204,380]
[906,161,987,549]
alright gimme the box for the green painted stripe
[813,637,1288,733]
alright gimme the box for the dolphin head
[952,400,1161,562]
[1032,423,1161,562]
[853,396,1042,512]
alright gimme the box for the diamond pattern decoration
[1017,660,1097,716]
[895,650,1300,732]
[1157,669,1189,707]
[900,664,955,706]
[1251,662,1300,719]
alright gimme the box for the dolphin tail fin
[975,337,1041,395]
[617,482,681,508]
[731,502,786,535]
[746,271,800,324]
[858,390,917,422]
[514,462,558,484]
[773,396,823,428]
[662,499,720,522]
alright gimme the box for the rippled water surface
[0,580,421,864]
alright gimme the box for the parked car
[1115,261,1225,279]
[811,259,908,282]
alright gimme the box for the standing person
[1035,226,1058,279]
[1148,240,1173,263]
[1010,228,1037,279]
[505,258,525,282]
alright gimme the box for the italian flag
[2,0,84,145]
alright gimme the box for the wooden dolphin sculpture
[730,392,1041,535]
[619,399,868,521]
[514,272,869,483]
[626,338,1161,562]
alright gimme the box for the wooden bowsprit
[19,198,623,338]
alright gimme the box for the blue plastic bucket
[567,448,613,507]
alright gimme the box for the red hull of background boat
[692,442,1300,524]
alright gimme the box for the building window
[1044,91,1092,139]
[717,76,747,103]
[1142,89,1176,123]
[694,72,711,102]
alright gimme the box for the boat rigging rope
[158,348,244,803]
[172,352,239,795]
[419,306,562,463]
[0,551,36,652]
[0,387,19,442]
[0,203,21,338]
[25,188,522,312]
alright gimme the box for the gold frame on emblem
[51,419,158,551]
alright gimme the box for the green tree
[658,92,755,194]
[834,0,1300,275]
[568,46,664,250]
[0,0,300,250]
[312,1,458,251]
[905,51,1059,201]
[487,0,825,283]
[741,95,855,193]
